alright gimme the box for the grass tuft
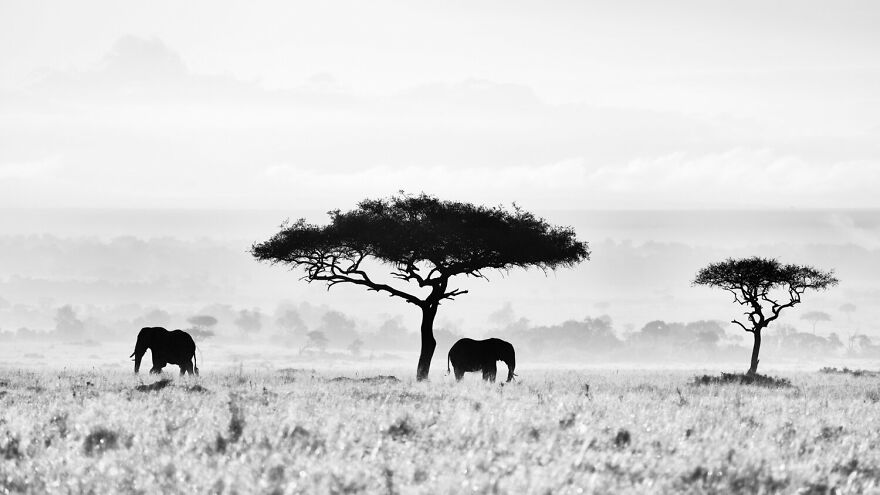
[691,373,793,388]
[135,379,172,392]
[559,413,576,429]
[83,428,118,456]
[386,417,416,440]
[1,434,21,460]
[613,429,631,448]
[228,396,245,443]
[819,367,879,377]
[330,375,400,383]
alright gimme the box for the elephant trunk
[131,335,148,373]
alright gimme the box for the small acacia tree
[801,310,831,335]
[693,256,838,375]
[251,193,589,380]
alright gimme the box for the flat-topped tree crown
[693,257,837,294]
[693,256,838,375]
[252,193,590,380]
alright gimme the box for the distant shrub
[186,384,209,393]
[282,425,325,453]
[83,428,118,456]
[1,435,21,460]
[559,413,576,429]
[819,367,879,378]
[817,426,844,441]
[691,373,792,388]
[228,397,245,443]
[330,375,400,383]
[386,417,415,440]
[135,379,172,392]
[613,429,631,448]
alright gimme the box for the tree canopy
[251,193,590,379]
[800,310,832,335]
[252,194,588,305]
[693,256,838,374]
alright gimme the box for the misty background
[1,1,879,371]
[1,208,878,371]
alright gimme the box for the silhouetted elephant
[448,338,516,382]
[131,327,198,376]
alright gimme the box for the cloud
[100,36,187,81]
[1,36,877,209]
[257,149,880,209]
[0,156,61,179]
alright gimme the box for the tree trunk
[416,305,438,381]
[747,329,761,375]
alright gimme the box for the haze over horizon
[1,1,879,366]
[2,1,879,212]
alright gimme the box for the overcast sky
[1,0,878,210]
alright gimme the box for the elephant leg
[151,354,166,374]
[482,364,497,382]
[454,368,464,381]
[150,359,166,374]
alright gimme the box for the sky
[1,0,879,210]
[0,2,878,358]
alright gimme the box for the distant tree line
[3,299,879,365]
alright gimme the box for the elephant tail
[447,354,450,375]
[194,346,200,375]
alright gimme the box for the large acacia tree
[251,194,589,380]
[693,257,838,375]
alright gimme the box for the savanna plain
[2,366,880,494]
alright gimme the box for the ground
[1,368,880,494]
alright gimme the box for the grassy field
[2,368,880,494]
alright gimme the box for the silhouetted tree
[133,308,171,329]
[316,310,357,346]
[628,320,725,357]
[488,302,516,327]
[187,315,218,329]
[693,257,838,375]
[347,338,364,357]
[801,310,831,335]
[55,305,85,339]
[303,330,328,354]
[504,316,620,358]
[187,314,218,340]
[188,327,215,341]
[839,303,856,326]
[234,308,263,335]
[374,316,415,350]
[251,193,589,380]
[640,320,671,340]
[827,332,843,350]
[276,307,307,335]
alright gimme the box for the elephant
[130,327,199,376]
[448,338,516,382]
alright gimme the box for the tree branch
[312,272,424,306]
[731,320,753,333]
[293,250,426,307]
[441,288,469,301]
